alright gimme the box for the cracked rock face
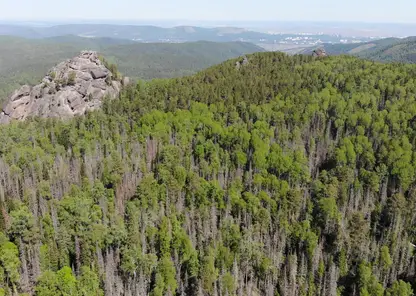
[0,51,122,124]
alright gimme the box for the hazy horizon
[1,0,416,23]
[2,19,416,25]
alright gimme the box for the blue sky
[0,0,415,23]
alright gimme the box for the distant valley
[0,35,263,101]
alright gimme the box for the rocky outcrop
[235,56,249,69]
[0,51,122,124]
[312,48,327,58]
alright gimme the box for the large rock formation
[0,51,122,124]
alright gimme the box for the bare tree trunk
[74,235,81,276]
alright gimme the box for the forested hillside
[1,52,416,296]
[358,37,416,63]
[0,36,262,101]
[304,37,416,64]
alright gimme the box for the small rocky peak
[0,51,123,124]
[235,56,249,69]
[312,48,327,58]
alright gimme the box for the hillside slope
[1,52,416,295]
[359,37,416,63]
[0,36,263,101]
[303,37,416,63]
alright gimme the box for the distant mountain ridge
[0,24,281,41]
[0,23,372,45]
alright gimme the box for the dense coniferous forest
[1,52,416,295]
